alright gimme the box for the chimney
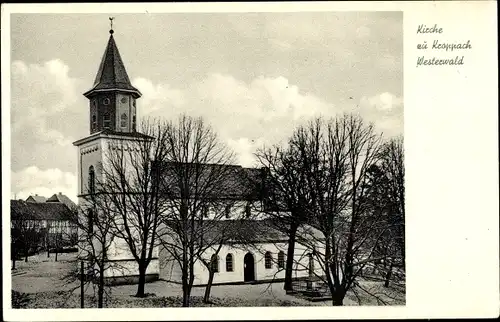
[59,192,62,195]
[35,194,38,196]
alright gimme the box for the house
[10,200,78,248]
[26,194,47,203]
[159,219,325,286]
[46,192,77,210]
[72,26,322,286]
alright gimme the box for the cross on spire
[109,17,115,34]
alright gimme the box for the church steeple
[83,21,140,134]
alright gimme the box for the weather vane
[109,17,115,33]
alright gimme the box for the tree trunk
[384,262,393,288]
[284,225,298,292]
[182,276,190,307]
[203,270,215,303]
[331,291,345,306]
[55,234,59,262]
[12,258,16,270]
[136,263,146,298]
[96,261,105,308]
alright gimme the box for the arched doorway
[243,252,255,282]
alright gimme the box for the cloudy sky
[10,12,402,202]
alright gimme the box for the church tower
[73,22,160,284]
[83,28,141,134]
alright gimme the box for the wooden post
[80,261,84,308]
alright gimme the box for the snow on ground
[11,253,405,308]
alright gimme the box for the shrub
[12,291,31,309]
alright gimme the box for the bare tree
[254,139,312,292]
[156,114,238,307]
[92,119,170,298]
[75,192,119,308]
[290,114,387,306]
[364,136,405,287]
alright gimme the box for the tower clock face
[121,97,128,104]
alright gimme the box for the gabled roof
[83,33,141,98]
[206,219,288,243]
[46,193,77,210]
[26,195,47,203]
[159,163,266,200]
[11,200,76,222]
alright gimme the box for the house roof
[46,193,77,210]
[100,128,154,139]
[160,163,266,200]
[174,219,323,245]
[26,195,47,203]
[11,200,76,222]
[83,32,141,98]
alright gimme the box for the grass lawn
[11,253,405,308]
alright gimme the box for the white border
[2,1,498,320]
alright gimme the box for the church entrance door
[243,252,255,282]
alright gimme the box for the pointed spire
[83,23,141,98]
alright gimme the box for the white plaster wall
[104,258,159,278]
[159,240,324,285]
[78,139,105,197]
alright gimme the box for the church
[73,24,324,286]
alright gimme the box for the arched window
[202,205,209,218]
[103,112,111,128]
[265,251,272,269]
[88,165,95,194]
[132,115,136,131]
[245,202,251,218]
[88,209,94,234]
[91,114,97,130]
[224,204,232,219]
[120,113,128,128]
[278,251,285,269]
[210,254,219,273]
[226,253,233,272]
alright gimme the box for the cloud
[132,77,185,118]
[136,73,339,166]
[11,166,78,203]
[11,59,85,173]
[227,137,266,168]
[361,92,403,111]
[359,92,404,137]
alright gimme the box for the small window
[278,251,285,269]
[120,113,128,128]
[210,254,219,273]
[103,98,110,105]
[226,253,233,272]
[224,204,232,219]
[245,202,251,218]
[265,251,272,269]
[132,115,136,131]
[103,112,111,128]
[120,97,128,104]
[88,165,95,194]
[91,114,97,130]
